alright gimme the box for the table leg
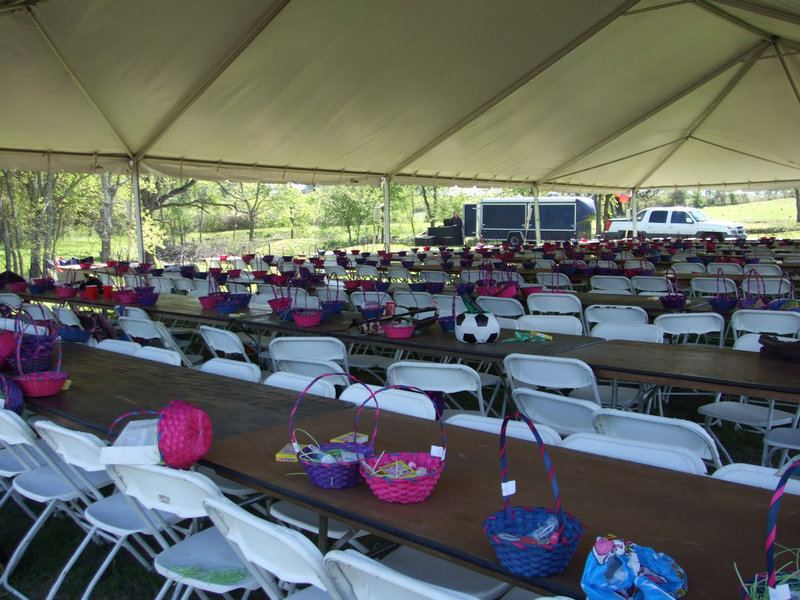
[318,515,329,553]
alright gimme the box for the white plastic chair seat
[712,463,800,494]
[154,526,259,594]
[762,427,800,467]
[84,491,178,536]
[263,372,338,398]
[562,433,707,474]
[197,357,262,382]
[96,338,142,355]
[269,501,370,553]
[135,345,182,365]
[14,464,111,503]
[698,401,794,430]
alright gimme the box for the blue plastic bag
[581,536,688,599]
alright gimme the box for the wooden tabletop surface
[561,339,800,403]
[206,408,800,599]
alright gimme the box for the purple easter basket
[289,375,378,489]
[13,314,56,374]
[709,268,738,312]
[483,413,583,578]
[659,268,686,309]
[438,293,460,332]
[0,374,24,414]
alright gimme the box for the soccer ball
[455,311,500,344]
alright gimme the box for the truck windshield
[689,210,711,222]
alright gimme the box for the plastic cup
[102,285,113,300]
[86,285,99,300]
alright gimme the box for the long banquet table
[18,343,800,599]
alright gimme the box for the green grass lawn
[704,196,800,237]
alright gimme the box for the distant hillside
[703,197,800,237]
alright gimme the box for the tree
[217,182,274,241]
[96,173,129,261]
[319,186,379,244]
[795,189,800,223]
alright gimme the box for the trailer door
[463,204,477,237]
[481,202,526,241]
[528,202,576,241]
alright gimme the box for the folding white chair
[52,305,83,328]
[514,314,584,335]
[474,296,525,329]
[387,361,487,416]
[711,463,800,494]
[561,433,707,474]
[623,260,655,273]
[503,353,601,401]
[196,357,262,382]
[583,304,648,327]
[32,420,174,600]
[445,413,562,446]
[690,276,737,297]
[630,276,669,295]
[263,371,338,398]
[592,408,722,469]
[96,338,142,355]
[588,275,633,295]
[590,322,664,343]
[197,324,254,362]
[135,345,182,366]
[0,293,24,309]
[104,463,259,600]
[433,294,468,317]
[0,412,114,600]
[698,334,798,463]
[653,312,725,346]
[325,548,511,600]
[339,384,437,420]
[706,262,743,276]
[117,317,199,366]
[147,276,175,295]
[730,309,800,340]
[203,496,350,600]
[671,262,706,275]
[525,292,582,317]
[511,388,598,436]
[392,290,435,310]
[535,271,574,291]
[743,263,783,277]
[170,277,196,294]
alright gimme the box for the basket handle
[498,412,565,531]
[664,267,679,295]
[766,457,800,588]
[288,373,379,454]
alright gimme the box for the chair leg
[1,501,59,599]
[702,417,734,464]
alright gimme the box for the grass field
[703,196,800,238]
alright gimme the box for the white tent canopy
[1,0,800,192]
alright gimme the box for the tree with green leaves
[319,186,380,245]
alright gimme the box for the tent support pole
[631,188,639,238]
[533,185,542,247]
[382,177,391,252]
[131,161,145,262]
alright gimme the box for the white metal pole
[382,177,391,252]
[533,185,542,246]
[630,188,638,238]
[131,160,145,261]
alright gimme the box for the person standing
[451,212,463,244]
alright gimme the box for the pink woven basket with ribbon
[109,399,213,470]
[359,385,445,504]
[12,312,56,375]
[289,374,378,489]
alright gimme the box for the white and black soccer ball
[455,311,500,344]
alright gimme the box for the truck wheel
[507,233,524,248]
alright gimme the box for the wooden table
[561,339,800,404]
[205,408,800,599]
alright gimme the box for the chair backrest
[706,262,743,275]
[589,275,633,293]
[339,384,436,420]
[741,276,792,298]
[592,408,721,468]
[32,419,107,473]
[525,292,582,315]
[272,358,350,387]
[392,291,434,309]
[21,302,56,324]
[421,269,448,284]
[711,463,800,495]
[53,305,83,328]
[386,361,481,396]
[198,325,250,361]
[503,353,600,402]
[474,296,525,317]
[630,276,669,293]
[653,312,725,345]
[204,496,347,600]
[135,345,182,366]
[262,371,337,398]
[106,463,223,518]
[515,314,583,335]
[690,276,738,296]
[198,358,262,382]
[349,291,391,309]
[269,336,349,372]
[325,549,480,600]
[96,338,142,355]
[0,293,23,309]
[445,413,562,446]
[511,388,598,436]
[744,263,783,277]
[590,322,664,343]
[119,305,151,320]
[535,272,573,289]
[671,263,706,274]
[432,294,467,317]
[460,269,483,284]
[623,260,655,271]
[731,309,800,338]
[355,265,380,279]
[561,433,707,474]
[584,304,648,326]
[118,317,195,366]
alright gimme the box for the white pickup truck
[604,206,746,240]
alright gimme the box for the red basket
[55,285,78,299]
[117,289,137,304]
[8,281,28,293]
[360,385,445,504]
[483,413,583,578]
[383,322,415,338]
[14,334,67,398]
[292,310,322,327]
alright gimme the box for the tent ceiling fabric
[1,0,800,190]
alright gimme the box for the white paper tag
[0,397,5,409]
[501,480,516,496]
[430,445,444,459]
[769,584,791,600]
